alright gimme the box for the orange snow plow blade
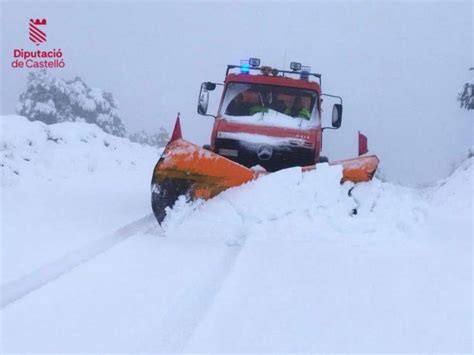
[303,155,380,184]
[151,139,254,223]
[334,155,380,183]
[151,139,379,224]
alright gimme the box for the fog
[1,1,472,186]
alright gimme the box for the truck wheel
[151,178,192,225]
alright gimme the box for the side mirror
[331,104,342,128]
[204,82,216,91]
[197,83,210,115]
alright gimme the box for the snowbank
[1,115,156,186]
[1,115,161,283]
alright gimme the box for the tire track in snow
[1,214,156,309]
[155,199,249,352]
[156,241,247,352]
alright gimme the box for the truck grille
[215,138,315,172]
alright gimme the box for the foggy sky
[1,0,472,186]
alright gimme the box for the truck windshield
[222,82,319,121]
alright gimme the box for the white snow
[224,109,318,130]
[1,115,160,283]
[33,100,56,116]
[0,116,472,353]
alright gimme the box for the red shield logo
[29,19,47,46]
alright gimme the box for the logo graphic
[12,18,65,69]
[29,18,47,46]
[257,145,273,160]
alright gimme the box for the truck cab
[197,58,342,172]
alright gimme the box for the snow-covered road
[1,226,243,352]
[1,116,472,353]
[1,214,155,308]
[2,185,471,353]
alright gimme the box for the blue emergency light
[240,59,250,74]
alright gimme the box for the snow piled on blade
[162,161,427,244]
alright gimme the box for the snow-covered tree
[129,128,169,148]
[17,70,126,137]
[457,69,474,110]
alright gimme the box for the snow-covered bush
[128,128,169,148]
[16,70,126,137]
[458,82,473,110]
[457,70,474,110]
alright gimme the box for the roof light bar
[227,60,322,85]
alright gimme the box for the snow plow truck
[151,58,379,224]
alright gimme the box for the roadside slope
[1,115,160,283]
